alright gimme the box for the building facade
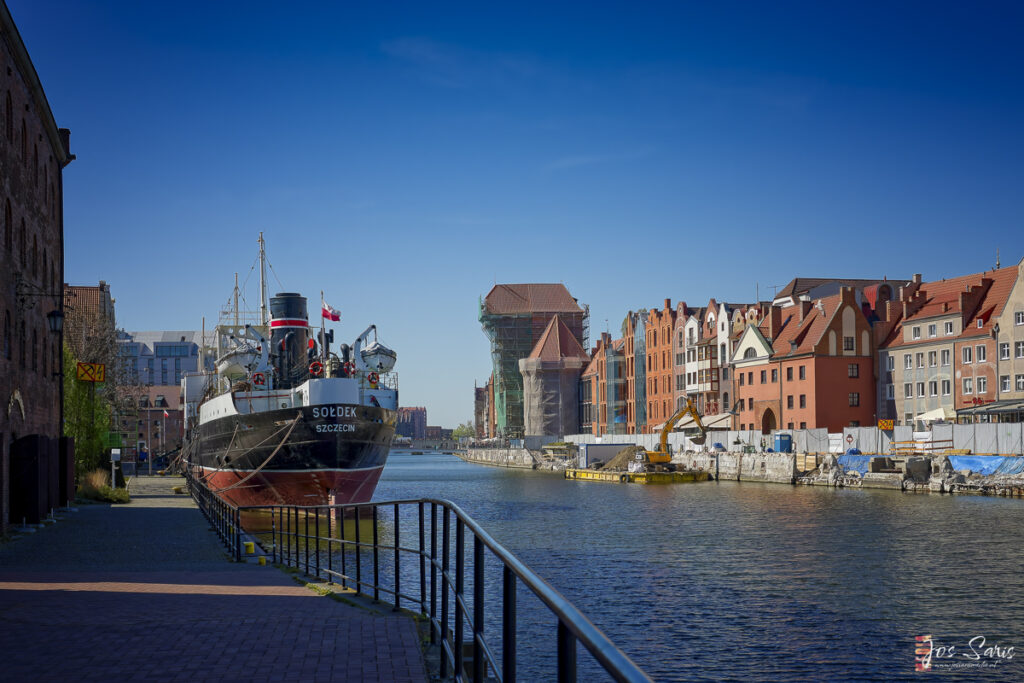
[396,406,427,439]
[645,299,675,429]
[0,2,73,530]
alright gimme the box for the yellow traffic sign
[877,419,894,431]
[76,362,106,383]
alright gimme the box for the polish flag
[163,409,169,418]
[322,298,341,322]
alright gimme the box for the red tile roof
[884,266,1017,348]
[482,284,583,315]
[527,315,589,361]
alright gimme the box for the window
[722,368,729,380]
[799,394,806,408]
[941,349,950,366]
[912,326,921,339]
[849,392,860,407]
[886,356,894,371]
[929,381,937,397]
[1001,375,1011,392]
[1016,341,1024,358]
[1017,311,1024,326]
[976,345,986,362]
[843,336,855,351]
[942,379,951,396]
[886,384,894,400]
[760,370,766,384]
[916,353,924,368]
[787,395,794,409]
[904,354,912,370]
[928,351,937,367]
[917,382,925,397]
[977,319,984,329]
[962,347,972,364]
[904,383,913,398]
[786,367,793,381]
[905,413,913,425]
[963,378,973,395]
[747,372,753,384]
[977,377,987,394]
[1017,375,1024,392]
[944,321,954,335]
[799,366,806,380]
[800,422,807,429]
[748,397,753,410]
[848,363,859,378]
[928,324,936,337]
[771,368,778,382]
[787,422,794,430]
[1000,343,1010,360]
[739,373,744,386]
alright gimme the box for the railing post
[473,535,485,683]
[503,565,517,683]
[355,506,362,594]
[441,506,450,679]
[393,502,401,611]
[373,506,380,601]
[304,508,310,577]
[234,508,241,562]
[271,507,277,564]
[327,505,333,579]
[293,507,299,569]
[557,621,577,683]
[430,503,438,645]
[455,518,465,679]
[340,505,347,590]
[418,501,426,617]
[315,506,321,581]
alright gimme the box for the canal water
[375,451,1024,681]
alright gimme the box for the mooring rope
[208,412,303,494]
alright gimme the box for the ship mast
[258,232,268,327]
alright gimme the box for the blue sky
[10,1,1024,427]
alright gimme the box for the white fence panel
[953,424,976,453]
[975,424,999,455]
[999,423,1023,456]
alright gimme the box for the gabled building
[882,266,1018,426]
[622,310,648,434]
[644,299,676,431]
[519,315,590,436]
[582,332,626,436]
[733,288,878,432]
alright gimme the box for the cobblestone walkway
[0,476,428,682]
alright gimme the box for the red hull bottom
[199,466,385,508]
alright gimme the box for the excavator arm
[645,398,707,464]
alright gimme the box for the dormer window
[977,319,984,328]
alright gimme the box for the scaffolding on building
[479,290,588,439]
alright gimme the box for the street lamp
[46,308,63,334]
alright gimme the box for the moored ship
[181,237,397,507]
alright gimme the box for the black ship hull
[184,402,396,507]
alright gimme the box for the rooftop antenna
[997,247,1001,270]
[233,273,239,326]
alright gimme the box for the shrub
[78,469,131,504]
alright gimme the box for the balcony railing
[185,468,651,683]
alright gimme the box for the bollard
[244,541,255,555]
[258,556,266,566]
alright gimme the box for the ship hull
[184,402,396,508]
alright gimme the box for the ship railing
[184,471,650,683]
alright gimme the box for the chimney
[768,306,783,339]
[664,298,671,310]
[913,273,922,285]
[799,300,813,322]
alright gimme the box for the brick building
[396,406,427,439]
[581,332,626,436]
[0,3,74,530]
[645,299,676,430]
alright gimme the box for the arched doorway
[761,408,776,433]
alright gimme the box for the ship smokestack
[270,292,309,388]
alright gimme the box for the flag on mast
[322,297,341,322]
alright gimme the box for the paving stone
[0,476,428,682]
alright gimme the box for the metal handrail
[184,468,650,683]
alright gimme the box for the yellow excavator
[643,397,708,466]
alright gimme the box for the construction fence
[564,422,1024,457]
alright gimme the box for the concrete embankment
[456,448,537,469]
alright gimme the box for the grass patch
[77,469,131,504]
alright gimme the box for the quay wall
[457,448,536,470]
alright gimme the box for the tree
[452,422,475,440]
[63,343,111,475]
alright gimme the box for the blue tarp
[837,454,876,475]
[949,455,1024,476]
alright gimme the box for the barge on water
[564,468,711,484]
